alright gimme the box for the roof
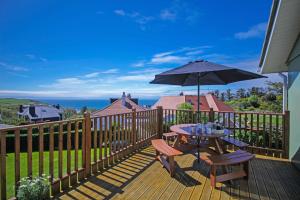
[18,105,62,120]
[259,0,300,73]
[152,94,234,112]
[92,97,147,117]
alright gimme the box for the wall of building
[287,36,300,169]
[288,72,300,169]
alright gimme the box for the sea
[38,99,158,111]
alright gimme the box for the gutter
[259,0,280,71]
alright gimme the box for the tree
[248,95,260,108]
[220,92,225,101]
[213,90,220,98]
[226,89,233,101]
[177,103,193,124]
[177,102,193,110]
[266,81,283,94]
[236,88,246,99]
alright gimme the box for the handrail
[0,107,289,199]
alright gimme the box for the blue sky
[0,0,278,99]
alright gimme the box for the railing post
[283,110,290,159]
[208,108,214,122]
[132,109,137,150]
[84,112,92,177]
[0,131,6,200]
[156,106,163,138]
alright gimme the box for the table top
[170,123,229,138]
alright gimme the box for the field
[6,149,106,198]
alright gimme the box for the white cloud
[132,60,146,67]
[234,22,267,40]
[151,55,189,65]
[130,46,212,67]
[114,9,126,16]
[160,0,200,25]
[102,68,119,74]
[185,50,204,56]
[160,9,177,21]
[114,9,154,30]
[84,72,100,78]
[0,62,28,72]
[25,54,48,62]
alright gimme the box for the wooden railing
[0,108,160,199]
[0,107,290,199]
[162,109,290,158]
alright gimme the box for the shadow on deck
[56,146,300,200]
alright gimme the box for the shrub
[17,175,50,200]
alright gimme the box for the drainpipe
[278,73,288,113]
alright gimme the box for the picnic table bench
[201,150,254,187]
[221,137,249,150]
[151,139,183,177]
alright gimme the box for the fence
[0,108,160,199]
[0,107,290,199]
[162,108,289,158]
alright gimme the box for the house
[18,105,63,123]
[152,93,234,112]
[259,0,300,169]
[92,92,147,117]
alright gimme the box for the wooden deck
[57,146,300,200]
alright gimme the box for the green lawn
[6,148,106,198]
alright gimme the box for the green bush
[17,175,50,200]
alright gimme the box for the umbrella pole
[197,74,200,123]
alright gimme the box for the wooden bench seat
[201,150,254,187]
[151,139,182,177]
[162,132,178,145]
[221,137,249,150]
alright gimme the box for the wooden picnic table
[170,124,229,162]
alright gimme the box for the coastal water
[39,99,158,110]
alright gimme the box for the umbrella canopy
[150,60,265,86]
[150,60,266,121]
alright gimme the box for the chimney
[122,92,126,106]
[19,105,23,113]
[29,105,36,117]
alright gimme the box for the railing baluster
[250,113,253,145]
[276,115,279,149]
[117,114,121,154]
[67,122,71,175]
[256,114,259,146]
[27,127,32,177]
[74,122,79,172]
[49,125,54,181]
[14,129,20,195]
[109,115,113,164]
[39,125,44,176]
[104,116,108,166]
[99,117,103,163]
[269,114,272,148]
[0,131,6,200]
[58,123,63,179]
[238,113,242,140]
[263,114,266,148]
[93,118,98,164]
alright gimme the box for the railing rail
[0,107,289,199]
[162,108,289,158]
[0,108,160,199]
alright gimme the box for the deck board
[57,146,300,200]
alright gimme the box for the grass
[6,148,106,198]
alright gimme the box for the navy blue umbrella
[150,60,266,118]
